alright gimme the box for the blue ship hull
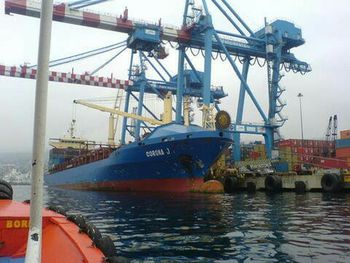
[45,124,232,192]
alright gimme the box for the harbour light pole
[297,93,304,146]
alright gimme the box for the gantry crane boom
[0,63,226,100]
[0,64,132,89]
[73,99,164,126]
[5,0,310,71]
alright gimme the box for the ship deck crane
[74,90,173,143]
[74,99,165,126]
[4,0,311,160]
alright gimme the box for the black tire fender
[67,214,88,232]
[224,176,238,193]
[246,182,256,193]
[86,222,102,244]
[96,235,116,258]
[47,205,67,216]
[0,180,13,200]
[0,192,13,200]
[265,175,282,192]
[321,173,342,192]
[295,181,307,193]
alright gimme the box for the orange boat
[0,180,123,263]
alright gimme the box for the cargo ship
[45,122,233,192]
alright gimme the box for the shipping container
[317,157,349,169]
[340,130,350,139]
[279,146,292,153]
[339,157,350,163]
[336,138,350,149]
[336,148,350,158]
[279,140,292,147]
[272,162,289,173]
[293,164,301,171]
[315,141,324,148]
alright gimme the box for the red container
[301,155,310,162]
[250,151,260,159]
[318,141,323,147]
[318,157,348,169]
[293,164,301,171]
[336,148,350,158]
[279,140,292,147]
[313,147,319,154]
[297,147,304,154]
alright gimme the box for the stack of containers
[253,144,266,159]
[241,142,267,161]
[241,144,254,161]
[278,140,299,171]
[336,130,350,167]
[278,139,337,171]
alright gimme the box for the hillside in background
[0,152,32,184]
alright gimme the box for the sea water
[13,185,350,262]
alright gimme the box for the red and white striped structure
[0,64,133,89]
[5,0,191,43]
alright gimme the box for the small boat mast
[26,1,54,263]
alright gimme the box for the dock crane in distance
[324,115,338,158]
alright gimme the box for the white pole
[25,1,54,263]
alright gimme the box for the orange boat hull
[0,200,105,263]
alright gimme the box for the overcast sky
[0,0,349,153]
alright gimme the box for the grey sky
[0,0,349,153]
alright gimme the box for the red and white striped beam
[0,64,133,89]
[4,0,191,43]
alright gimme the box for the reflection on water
[13,186,350,262]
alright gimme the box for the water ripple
[12,186,350,262]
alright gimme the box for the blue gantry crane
[4,0,311,161]
[174,0,311,161]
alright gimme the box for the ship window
[186,134,192,139]
[161,137,168,142]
